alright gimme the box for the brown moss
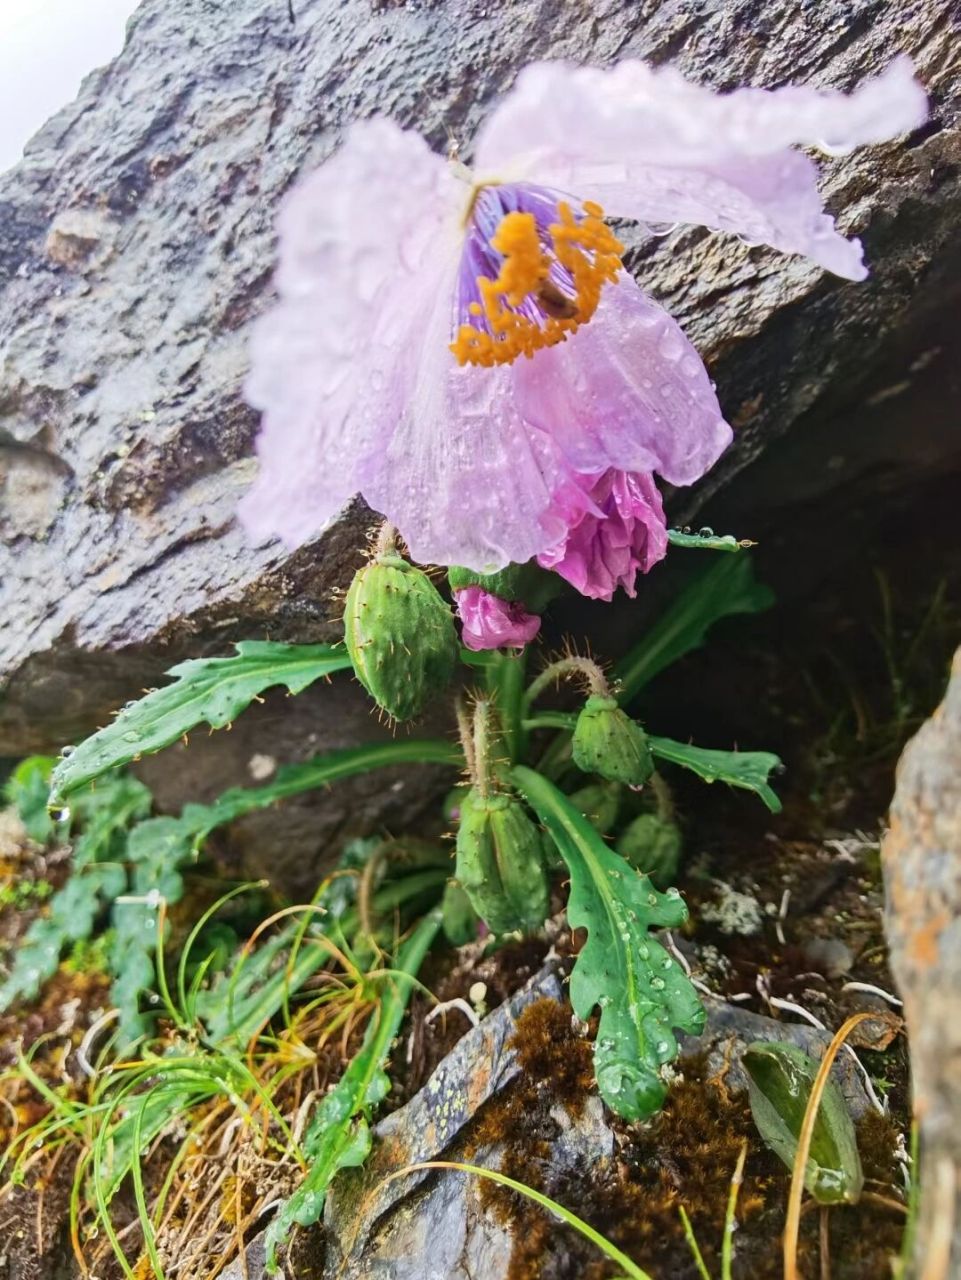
[458,1034,909,1280]
[508,997,595,1115]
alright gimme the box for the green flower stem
[650,771,675,822]
[488,649,528,763]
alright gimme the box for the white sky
[0,0,136,172]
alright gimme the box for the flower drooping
[242,58,925,575]
[537,469,668,601]
[455,585,542,651]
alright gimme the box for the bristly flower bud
[616,813,682,888]
[568,780,621,835]
[343,540,457,722]
[572,695,654,787]
[455,788,550,935]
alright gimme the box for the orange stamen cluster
[450,200,623,368]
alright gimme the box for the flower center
[450,183,623,368]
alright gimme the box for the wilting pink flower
[537,469,668,601]
[456,586,542,651]
[242,59,924,573]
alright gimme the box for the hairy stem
[472,698,494,799]
[525,656,611,708]
[374,521,400,557]
[455,696,477,780]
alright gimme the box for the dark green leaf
[513,767,704,1121]
[264,910,441,1269]
[649,737,784,813]
[666,528,751,553]
[49,642,352,804]
[0,774,150,1011]
[164,739,463,851]
[744,1041,863,1204]
[616,556,774,703]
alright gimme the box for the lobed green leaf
[649,737,784,813]
[49,641,352,804]
[514,767,704,1121]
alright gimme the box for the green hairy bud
[344,550,457,722]
[616,813,682,888]
[571,695,654,787]
[454,788,550,935]
[568,780,621,835]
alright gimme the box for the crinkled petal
[455,587,542,650]
[360,332,571,571]
[537,469,667,601]
[241,119,464,547]
[475,57,926,280]
[513,274,732,486]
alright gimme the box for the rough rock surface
[222,965,874,1280]
[1,0,959,885]
[883,646,961,1278]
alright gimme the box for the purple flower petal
[240,119,464,548]
[475,57,926,280]
[514,274,732,486]
[537,469,668,601]
[455,586,542,650]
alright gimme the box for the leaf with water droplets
[743,1041,863,1204]
[49,641,353,804]
[513,767,704,1122]
[648,737,783,813]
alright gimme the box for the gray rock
[686,995,874,1119]
[883,646,961,1277]
[310,967,873,1280]
[323,963,566,1279]
[1,0,958,888]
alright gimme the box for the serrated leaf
[649,737,784,813]
[616,555,774,703]
[49,642,352,804]
[744,1041,863,1204]
[0,774,148,1011]
[513,767,704,1121]
[71,776,153,866]
[264,910,441,1270]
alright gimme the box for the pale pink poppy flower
[241,58,925,574]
